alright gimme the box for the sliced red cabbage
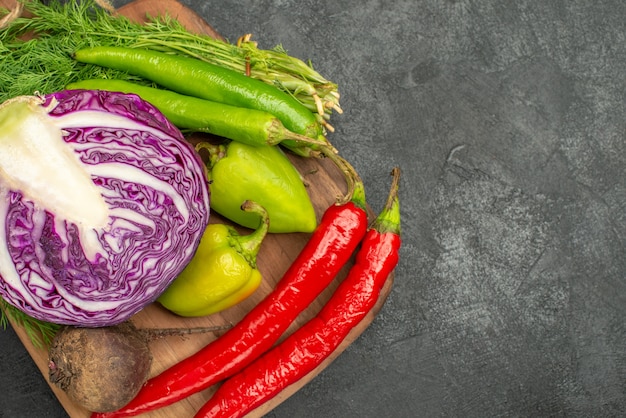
[0,89,209,326]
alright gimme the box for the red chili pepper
[194,167,401,418]
[92,156,369,418]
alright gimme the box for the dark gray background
[1,0,624,417]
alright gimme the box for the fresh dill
[0,0,341,116]
[1,298,60,349]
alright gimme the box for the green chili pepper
[73,46,329,157]
[66,79,325,151]
[158,200,268,317]
[197,140,317,233]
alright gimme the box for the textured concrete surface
[1,0,625,417]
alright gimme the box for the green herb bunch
[1,298,60,348]
[0,0,341,121]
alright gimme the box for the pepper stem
[195,141,228,167]
[279,130,338,154]
[320,147,366,210]
[370,167,401,235]
[229,200,270,268]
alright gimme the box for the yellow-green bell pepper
[158,201,269,317]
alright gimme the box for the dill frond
[1,298,60,349]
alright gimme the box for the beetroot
[48,321,227,412]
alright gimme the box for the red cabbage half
[0,89,210,326]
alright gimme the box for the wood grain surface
[3,0,394,416]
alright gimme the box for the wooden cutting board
[2,0,395,417]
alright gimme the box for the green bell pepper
[196,140,317,233]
